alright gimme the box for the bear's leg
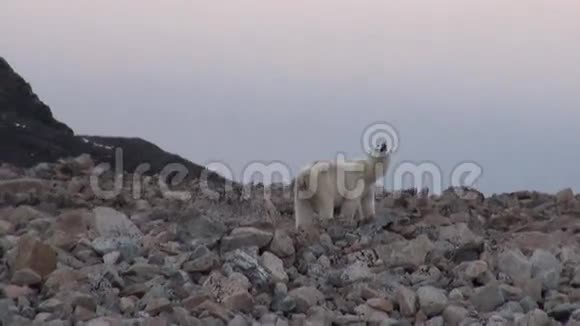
[340,199,360,220]
[317,193,335,220]
[295,198,316,229]
[360,189,376,222]
[356,202,364,221]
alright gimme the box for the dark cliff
[0,57,226,185]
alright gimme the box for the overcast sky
[2,1,579,195]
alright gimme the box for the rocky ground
[1,155,580,326]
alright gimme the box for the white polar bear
[293,141,392,229]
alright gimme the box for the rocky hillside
[1,156,580,325]
[0,57,226,186]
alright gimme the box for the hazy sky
[2,1,579,195]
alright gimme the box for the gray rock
[439,223,480,246]
[269,230,295,258]
[560,246,580,265]
[174,307,203,325]
[571,266,580,287]
[353,304,390,323]
[261,251,289,284]
[486,315,509,326]
[375,234,434,268]
[11,235,57,279]
[520,296,539,313]
[0,299,15,326]
[514,278,543,302]
[443,305,469,326]
[498,284,523,302]
[454,260,489,283]
[120,297,137,314]
[274,282,288,297]
[223,289,255,313]
[221,227,273,253]
[471,282,506,313]
[395,286,417,317]
[182,246,219,273]
[4,205,47,227]
[224,248,272,289]
[448,288,465,302]
[271,295,296,313]
[547,302,579,322]
[93,206,143,238]
[44,320,72,326]
[11,268,41,286]
[426,316,445,326]
[228,315,250,326]
[515,309,551,326]
[410,265,442,287]
[145,297,172,315]
[570,309,580,321]
[530,249,562,290]
[339,261,374,286]
[71,292,97,311]
[497,249,532,281]
[37,298,64,313]
[459,318,484,326]
[200,317,227,326]
[0,178,47,194]
[417,286,448,317]
[449,240,485,264]
[377,318,401,326]
[287,286,324,314]
[176,210,227,248]
[171,208,227,248]
[91,207,143,261]
[0,167,18,180]
[125,262,162,281]
[91,236,141,260]
[103,251,121,265]
[543,291,568,312]
[497,301,524,320]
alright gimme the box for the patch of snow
[81,137,114,150]
[93,142,115,150]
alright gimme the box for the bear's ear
[379,142,387,153]
[373,141,387,154]
[369,141,389,158]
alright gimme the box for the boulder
[11,235,57,279]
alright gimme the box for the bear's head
[364,139,392,180]
[370,140,389,158]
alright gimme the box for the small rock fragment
[417,286,448,317]
[221,227,274,253]
[11,235,57,279]
[395,286,417,317]
[11,268,42,286]
[261,251,289,283]
[288,286,324,314]
[471,282,506,313]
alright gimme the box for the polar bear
[293,141,392,229]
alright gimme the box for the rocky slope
[1,158,580,326]
[0,57,226,187]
